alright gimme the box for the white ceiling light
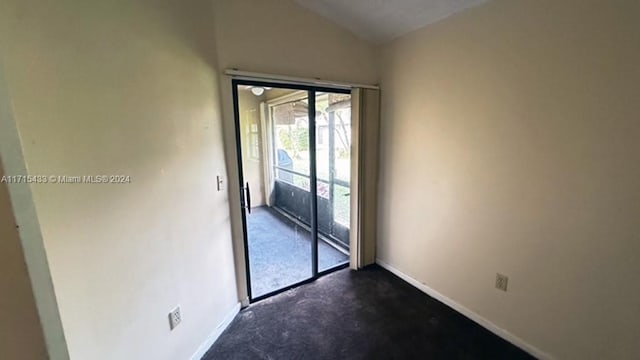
[251,87,265,96]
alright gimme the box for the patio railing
[272,166,350,251]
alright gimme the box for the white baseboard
[190,302,240,360]
[375,259,552,360]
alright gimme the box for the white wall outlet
[216,176,224,191]
[495,273,509,292]
[168,306,182,330]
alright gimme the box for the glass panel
[238,85,313,299]
[272,97,310,177]
[315,92,351,272]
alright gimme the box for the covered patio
[247,206,349,298]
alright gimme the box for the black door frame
[231,79,350,303]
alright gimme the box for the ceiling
[295,0,487,44]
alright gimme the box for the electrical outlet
[495,273,508,292]
[168,306,182,330]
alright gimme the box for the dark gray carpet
[247,206,348,297]
[203,266,535,360]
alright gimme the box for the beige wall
[212,0,378,303]
[0,161,48,360]
[377,1,640,359]
[212,0,377,85]
[0,0,238,359]
[0,55,67,359]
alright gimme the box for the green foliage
[296,126,309,151]
[279,128,293,152]
[279,125,309,158]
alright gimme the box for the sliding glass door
[232,80,351,301]
[314,92,352,272]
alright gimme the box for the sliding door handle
[245,182,251,214]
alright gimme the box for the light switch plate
[216,176,224,191]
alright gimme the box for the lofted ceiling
[295,0,487,44]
